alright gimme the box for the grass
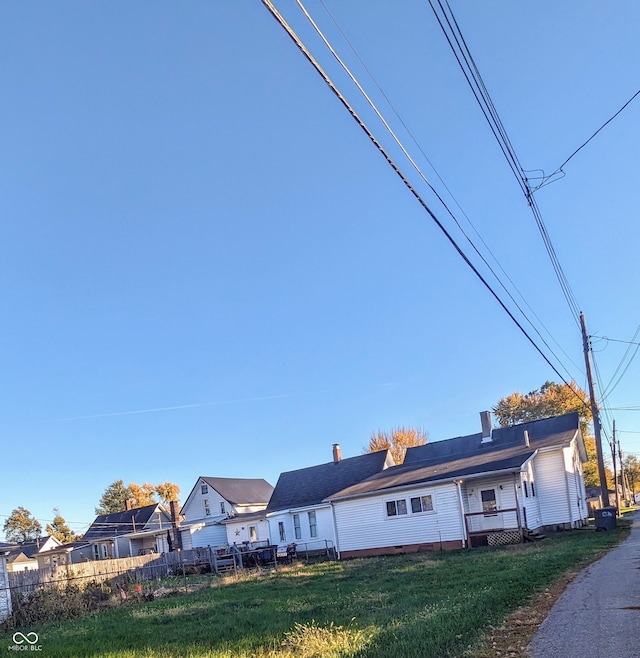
[1,524,629,658]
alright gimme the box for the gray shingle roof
[83,504,165,541]
[329,413,580,501]
[404,412,580,466]
[267,451,391,512]
[200,477,274,505]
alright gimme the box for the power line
[261,0,585,398]
[316,0,585,381]
[428,0,582,327]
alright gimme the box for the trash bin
[594,506,617,531]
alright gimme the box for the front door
[480,488,503,530]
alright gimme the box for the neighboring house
[224,445,394,552]
[83,503,173,560]
[327,412,588,558]
[0,543,12,622]
[5,536,61,572]
[35,540,93,569]
[180,477,274,550]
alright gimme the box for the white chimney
[332,443,342,463]
[480,411,492,443]
[524,430,530,447]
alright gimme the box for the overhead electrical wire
[427,0,582,327]
[293,0,578,382]
[316,0,585,380]
[531,88,640,191]
[260,0,586,402]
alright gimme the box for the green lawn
[1,525,629,658]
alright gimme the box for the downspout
[455,481,467,549]
[330,502,341,560]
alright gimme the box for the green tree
[622,454,640,494]
[364,426,428,464]
[46,508,76,544]
[3,506,42,543]
[95,479,131,515]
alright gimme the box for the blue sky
[2,1,639,536]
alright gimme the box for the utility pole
[618,428,629,506]
[611,419,618,507]
[580,313,610,507]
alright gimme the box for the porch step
[523,529,547,542]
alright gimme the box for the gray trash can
[594,506,617,531]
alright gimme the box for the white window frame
[278,521,286,542]
[385,499,408,518]
[410,495,434,514]
[308,510,318,538]
[204,499,211,516]
[293,514,302,540]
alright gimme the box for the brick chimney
[332,443,342,463]
[125,499,132,511]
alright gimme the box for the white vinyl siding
[182,522,227,549]
[334,483,463,554]
[267,507,335,547]
[535,449,572,527]
[464,477,517,532]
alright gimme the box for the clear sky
[2,1,639,537]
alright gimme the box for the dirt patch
[472,570,580,657]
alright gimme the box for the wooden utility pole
[580,313,610,507]
[618,428,629,505]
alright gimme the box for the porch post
[455,480,468,549]
[512,473,523,540]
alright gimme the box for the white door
[480,488,503,530]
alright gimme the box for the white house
[327,412,588,558]
[224,445,394,553]
[5,536,61,572]
[180,477,274,550]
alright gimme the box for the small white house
[223,446,394,554]
[328,412,588,557]
[180,477,273,550]
[5,536,61,572]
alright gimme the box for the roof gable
[267,450,392,512]
[200,477,273,506]
[83,504,168,541]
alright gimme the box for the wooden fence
[6,548,214,597]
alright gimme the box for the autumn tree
[365,426,428,464]
[96,479,181,515]
[155,482,180,505]
[3,507,42,543]
[46,508,76,544]
[493,381,613,488]
[492,381,592,435]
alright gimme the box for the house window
[278,521,286,542]
[481,489,498,516]
[410,495,433,513]
[220,501,226,515]
[531,481,535,497]
[523,481,529,498]
[385,499,408,517]
[204,499,211,516]
[308,511,317,538]
[249,526,257,542]
[293,514,302,540]
[201,484,208,495]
